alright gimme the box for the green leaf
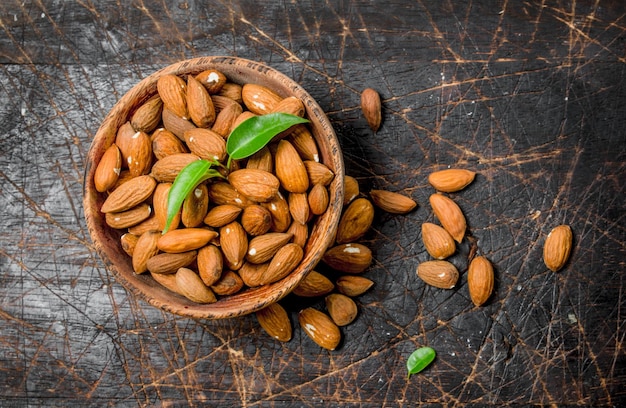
[163,160,223,233]
[407,346,436,379]
[226,113,309,167]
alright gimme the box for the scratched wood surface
[1,0,625,406]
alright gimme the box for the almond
[543,224,573,272]
[258,243,303,285]
[361,88,382,132]
[287,220,309,248]
[336,198,374,244]
[323,243,372,274]
[227,169,280,203]
[175,267,217,304]
[288,192,310,225]
[428,169,476,193]
[105,203,152,229]
[207,181,255,208]
[275,139,309,193]
[246,232,293,264]
[304,161,334,186]
[115,121,136,166]
[429,193,467,243]
[157,74,188,119]
[101,175,156,213]
[94,144,122,193]
[197,244,224,286]
[153,182,180,231]
[150,153,200,183]
[335,275,374,297]
[241,205,272,236]
[261,192,292,232]
[211,94,240,111]
[219,221,248,270]
[126,130,152,177]
[210,270,244,296]
[246,146,273,173]
[157,228,218,253]
[181,184,209,228]
[416,260,459,289]
[369,189,417,214]
[186,74,216,128]
[467,256,494,306]
[131,95,163,133]
[421,222,456,259]
[131,230,160,274]
[242,83,283,114]
[292,270,334,297]
[203,204,243,228]
[162,107,196,140]
[127,215,160,236]
[150,271,185,296]
[325,293,358,326]
[196,69,227,94]
[289,126,320,162]
[146,251,197,275]
[271,96,305,117]
[298,307,341,350]
[120,233,139,256]
[308,184,329,216]
[218,82,243,103]
[151,128,188,160]
[183,128,226,162]
[211,100,243,137]
[343,175,360,206]
[256,303,292,342]
[238,261,270,288]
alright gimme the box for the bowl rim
[83,56,344,319]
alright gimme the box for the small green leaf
[163,159,223,233]
[226,113,309,167]
[407,346,436,379]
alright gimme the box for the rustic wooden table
[1,1,625,406]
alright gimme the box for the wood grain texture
[1,0,625,406]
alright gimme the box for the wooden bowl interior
[83,56,344,319]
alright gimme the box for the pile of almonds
[94,69,338,305]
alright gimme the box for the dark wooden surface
[1,1,625,406]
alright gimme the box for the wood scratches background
[0,0,624,406]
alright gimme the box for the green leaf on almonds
[163,159,223,234]
[225,112,309,168]
[407,346,436,379]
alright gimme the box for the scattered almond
[543,225,573,272]
[428,169,476,193]
[421,222,456,260]
[369,189,417,214]
[429,193,467,243]
[256,303,292,342]
[298,307,341,350]
[416,260,459,289]
[361,88,382,132]
[467,256,494,306]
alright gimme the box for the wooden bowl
[83,56,344,319]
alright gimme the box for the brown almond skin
[256,303,292,342]
[218,82,243,103]
[228,169,280,203]
[238,261,270,288]
[175,267,217,304]
[416,260,459,289]
[428,169,476,193]
[289,126,320,162]
[211,101,243,138]
[94,144,122,192]
[181,184,209,228]
[325,293,358,326]
[543,225,573,272]
[126,130,152,177]
[157,228,218,253]
[101,175,156,213]
[120,233,139,256]
[150,271,185,296]
[157,74,188,119]
[219,221,248,270]
[288,192,310,225]
[127,215,160,236]
[335,275,374,297]
[258,243,303,285]
[105,203,152,229]
[468,256,495,306]
[323,243,372,274]
[151,128,189,160]
[153,182,180,231]
[336,198,374,244]
[131,95,163,133]
[361,88,382,132]
[146,251,198,275]
[150,153,200,183]
[246,146,273,173]
[304,161,334,186]
[132,230,160,274]
[421,222,456,260]
[203,204,243,228]
[298,308,341,350]
[292,270,334,297]
[261,192,292,232]
[275,139,309,193]
[211,270,244,296]
[183,128,226,162]
[308,184,329,216]
[115,121,136,166]
[186,74,216,128]
[369,189,417,214]
[287,220,308,248]
[271,96,305,117]
[241,205,272,236]
[197,244,223,286]
[196,69,227,94]
[247,232,293,264]
[207,182,255,208]
[429,193,467,243]
[242,83,283,114]
[343,175,360,206]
